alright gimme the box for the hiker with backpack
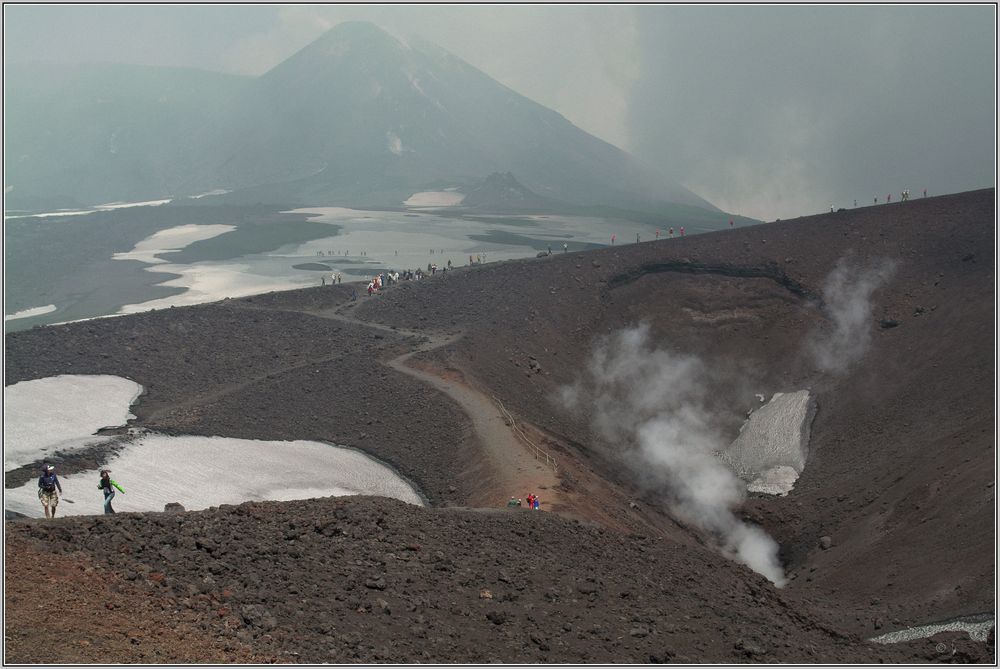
[98,469,125,514]
[37,464,62,518]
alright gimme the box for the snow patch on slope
[4,375,143,471]
[719,390,814,496]
[5,304,57,322]
[113,224,236,265]
[404,191,466,207]
[4,434,423,517]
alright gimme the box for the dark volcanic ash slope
[3,190,994,664]
[5,497,954,664]
[355,189,996,636]
[3,293,482,505]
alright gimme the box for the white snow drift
[404,191,466,207]
[3,375,143,471]
[720,390,814,496]
[5,304,57,322]
[113,223,236,265]
[4,434,423,518]
[4,374,422,517]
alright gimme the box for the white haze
[807,258,897,375]
[560,324,787,586]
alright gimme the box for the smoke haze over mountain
[4,5,994,220]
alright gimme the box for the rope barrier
[493,395,557,472]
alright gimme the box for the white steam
[808,258,896,375]
[561,324,787,586]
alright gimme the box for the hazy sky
[4,4,995,219]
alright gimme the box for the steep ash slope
[356,189,995,635]
[5,497,959,664]
[3,190,993,663]
[3,295,479,505]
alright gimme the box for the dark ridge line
[606,260,821,304]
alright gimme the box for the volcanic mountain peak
[262,21,409,82]
[461,172,554,210]
[5,20,720,215]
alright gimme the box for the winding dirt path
[305,300,562,510]
[206,296,665,533]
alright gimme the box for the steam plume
[560,324,787,586]
[807,258,896,375]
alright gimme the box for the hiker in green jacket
[98,469,125,514]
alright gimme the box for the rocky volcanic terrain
[5,189,995,663]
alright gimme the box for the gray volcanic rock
[4,496,929,664]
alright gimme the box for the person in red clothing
[679,226,685,236]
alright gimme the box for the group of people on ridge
[506,493,541,510]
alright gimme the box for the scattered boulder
[164,502,185,514]
[240,604,277,631]
[734,638,767,657]
[819,536,833,550]
[486,610,508,625]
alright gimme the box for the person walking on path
[610,234,616,246]
[37,464,62,518]
[98,469,125,514]
[532,496,540,510]
[507,497,520,508]
[563,243,568,253]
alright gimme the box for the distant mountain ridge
[5,22,717,216]
[460,172,556,210]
